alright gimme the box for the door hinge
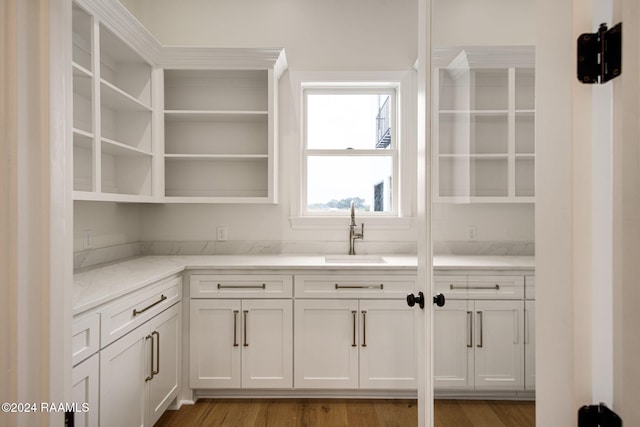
[577,22,622,84]
[578,403,622,427]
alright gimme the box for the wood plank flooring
[155,399,535,427]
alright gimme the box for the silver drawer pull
[335,284,384,290]
[218,283,266,289]
[450,284,500,291]
[133,294,167,317]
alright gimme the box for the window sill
[289,216,414,230]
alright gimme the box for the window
[303,88,398,215]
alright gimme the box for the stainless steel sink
[324,255,386,263]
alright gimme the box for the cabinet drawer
[100,274,182,347]
[295,275,416,299]
[72,312,100,366]
[190,274,293,298]
[435,275,524,299]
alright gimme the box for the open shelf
[434,47,535,203]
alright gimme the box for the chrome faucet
[349,201,364,255]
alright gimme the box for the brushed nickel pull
[513,310,519,344]
[335,284,384,290]
[450,284,500,290]
[477,311,483,348]
[467,311,473,348]
[145,334,154,382]
[351,310,357,347]
[524,308,530,344]
[243,310,249,347]
[133,294,167,317]
[233,310,239,347]
[152,331,160,376]
[218,283,266,289]
[361,311,367,347]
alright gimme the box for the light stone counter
[433,255,535,271]
[73,255,418,315]
[73,254,535,315]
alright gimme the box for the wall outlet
[216,226,228,242]
[467,226,477,241]
[83,230,93,249]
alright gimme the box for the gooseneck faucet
[349,201,364,255]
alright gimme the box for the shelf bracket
[577,23,622,84]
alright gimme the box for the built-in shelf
[71,1,156,201]
[434,46,535,203]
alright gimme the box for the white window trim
[288,70,417,230]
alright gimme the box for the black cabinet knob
[433,293,446,307]
[406,292,425,309]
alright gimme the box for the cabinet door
[100,324,148,427]
[294,299,359,389]
[524,300,535,390]
[241,299,293,388]
[473,300,524,390]
[433,299,473,390]
[359,300,417,389]
[72,353,99,427]
[148,304,181,425]
[190,299,241,388]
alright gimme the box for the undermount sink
[324,255,386,263]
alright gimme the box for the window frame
[302,86,399,216]
[289,71,416,230]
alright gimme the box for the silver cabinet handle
[361,311,367,347]
[152,331,160,377]
[476,311,483,348]
[243,310,249,347]
[145,334,154,382]
[450,284,500,290]
[351,310,357,347]
[513,310,519,344]
[233,310,239,347]
[218,283,266,289]
[133,294,167,317]
[467,311,473,348]
[524,307,530,344]
[336,284,384,289]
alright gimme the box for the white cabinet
[72,1,156,202]
[100,302,181,427]
[433,46,535,203]
[190,298,293,389]
[434,273,531,395]
[294,299,417,390]
[161,55,286,203]
[71,353,99,427]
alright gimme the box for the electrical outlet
[217,226,228,242]
[467,226,477,241]
[83,230,93,249]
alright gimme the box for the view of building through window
[304,90,395,213]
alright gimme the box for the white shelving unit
[433,47,535,203]
[72,1,156,202]
[162,64,284,203]
[71,1,286,204]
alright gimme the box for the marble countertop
[73,254,534,315]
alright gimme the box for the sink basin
[324,255,386,263]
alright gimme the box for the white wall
[73,202,140,251]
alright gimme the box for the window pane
[307,156,392,212]
[306,93,392,150]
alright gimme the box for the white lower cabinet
[434,299,524,391]
[294,299,417,389]
[72,353,99,427]
[525,300,535,390]
[100,303,181,427]
[190,298,293,389]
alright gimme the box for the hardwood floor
[155,399,535,427]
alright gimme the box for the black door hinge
[577,22,622,84]
[578,403,622,427]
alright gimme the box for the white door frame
[416,0,433,425]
